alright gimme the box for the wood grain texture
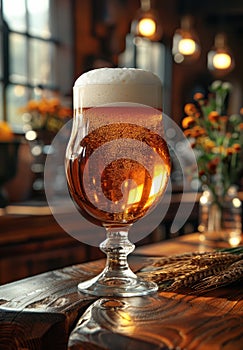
[0,261,102,350]
[69,286,243,350]
[0,235,242,350]
[0,212,104,284]
[0,192,202,284]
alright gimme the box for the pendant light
[172,15,201,63]
[131,0,162,41]
[207,33,234,74]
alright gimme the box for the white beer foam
[75,67,161,86]
[74,68,162,108]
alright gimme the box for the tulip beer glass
[65,67,170,296]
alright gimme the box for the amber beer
[66,68,170,227]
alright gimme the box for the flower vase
[198,187,242,247]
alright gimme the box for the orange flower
[49,98,60,107]
[58,107,73,118]
[207,158,220,174]
[193,92,204,100]
[200,137,215,151]
[0,121,14,141]
[190,126,205,138]
[208,111,220,122]
[219,115,228,123]
[38,99,50,114]
[212,145,226,155]
[27,100,39,111]
[183,129,192,137]
[226,147,235,156]
[233,143,241,152]
[239,123,243,130]
[182,116,196,129]
[184,103,198,116]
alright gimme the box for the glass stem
[100,226,137,279]
[77,226,158,296]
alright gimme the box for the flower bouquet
[22,97,72,134]
[182,81,243,244]
[21,97,72,196]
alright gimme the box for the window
[0,0,73,132]
[119,34,172,115]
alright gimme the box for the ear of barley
[191,253,243,267]
[137,247,243,292]
[194,262,243,292]
[164,264,226,291]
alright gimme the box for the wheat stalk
[137,247,243,292]
[193,260,243,292]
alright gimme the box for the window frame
[0,0,74,131]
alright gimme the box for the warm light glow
[125,165,166,208]
[31,145,42,156]
[140,167,165,210]
[138,18,156,37]
[94,193,99,203]
[149,169,164,197]
[25,130,37,141]
[233,198,242,208]
[200,195,208,205]
[174,53,184,64]
[213,52,232,70]
[14,85,25,97]
[199,190,210,205]
[127,183,144,205]
[229,235,241,247]
[178,38,196,55]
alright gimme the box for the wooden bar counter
[0,194,199,284]
[0,233,242,350]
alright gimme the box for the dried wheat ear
[137,247,243,293]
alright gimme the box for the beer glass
[65,68,170,297]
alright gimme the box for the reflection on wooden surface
[69,288,243,350]
[0,233,242,350]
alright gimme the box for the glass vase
[198,186,242,247]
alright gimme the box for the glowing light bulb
[178,38,196,55]
[25,130,37,141]
[138,18,156,37]
[208,33,234,73]
[232,198,242,208]
[212,52,232,70]
[172,17,200,63]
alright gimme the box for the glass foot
[78,227,158,297]
[78,274,158,297]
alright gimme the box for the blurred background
[0,0,243,284]
[1,0,243,129]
